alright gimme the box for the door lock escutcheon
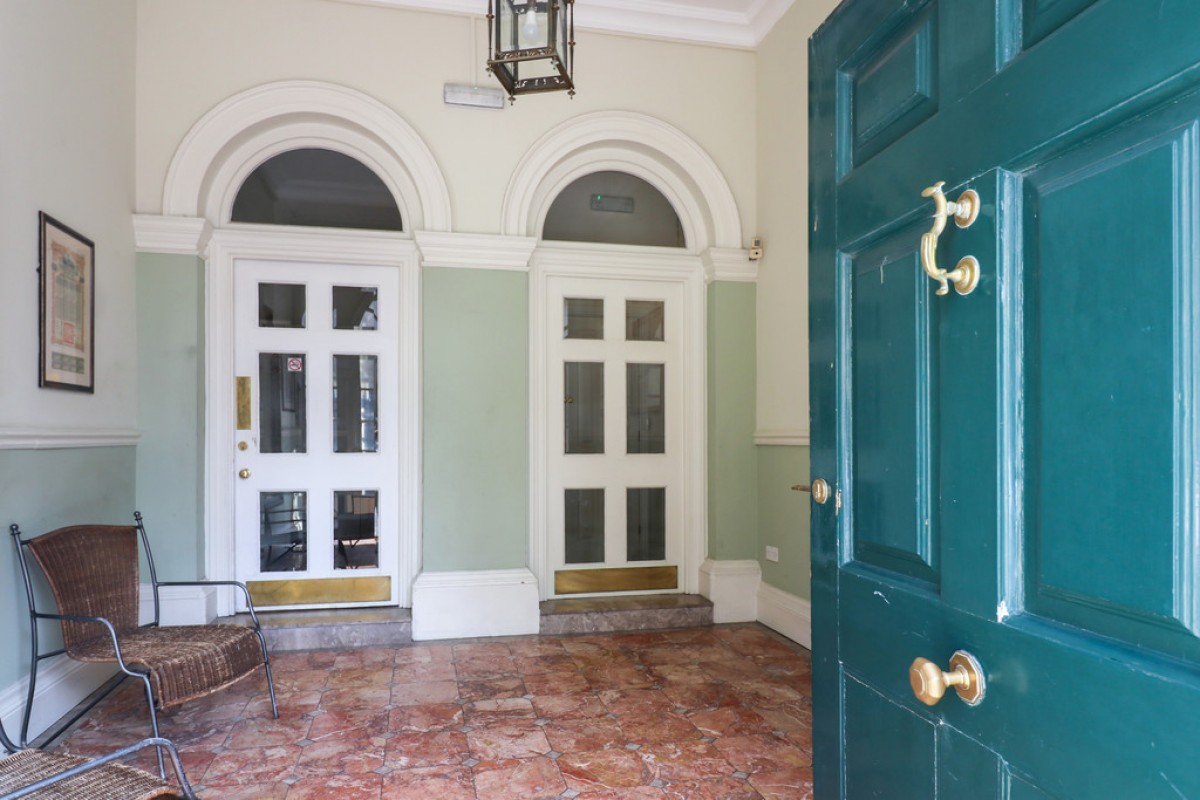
[792,478,831,504]
[910,650,986,706]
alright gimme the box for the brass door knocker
[920,181,980,296]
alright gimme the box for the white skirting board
[411,569,540,641]
[699,558,762,623]
[0,657,117,745]
[756,581,813,649]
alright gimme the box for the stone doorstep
[227,594,713,651]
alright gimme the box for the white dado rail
[0,428,140,450]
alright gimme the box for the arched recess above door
[161,80,452,232]
[500,111,743,252]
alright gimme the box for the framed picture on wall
[38,212,95,392]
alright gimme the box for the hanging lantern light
[486,0,575,102]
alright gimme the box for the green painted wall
[422,268,528,571]
[706,281,758,560]
[757,444,811,599]
[0,447,136,686]
[135,252,206,580]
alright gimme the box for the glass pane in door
[565,488,605,563]
[334,490,378,569]
[259,353,307,453]
[565,362,604,454]
[260,491,307,571]
[258,283,306,328]
[626,363,665,454]
[332,286,378,330]
[626,300,664,341]
[333,354,378,453]
[564,298,604,339]
[627,487,665,561]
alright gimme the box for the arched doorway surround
[504,111,751,601]
[501,110,742,252]
[160,81,447,613]
[162,80,451,230]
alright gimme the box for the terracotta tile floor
[56,624,813,799]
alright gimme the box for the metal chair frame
[0,715,197,800]
[9,512,278,776]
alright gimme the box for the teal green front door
[809,1,1200,797]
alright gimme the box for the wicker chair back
[26,525,141,655]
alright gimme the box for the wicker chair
[0,716,196,800]
[9,513,278,768]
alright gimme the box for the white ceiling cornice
[328,0,796,48]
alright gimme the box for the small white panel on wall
[139,584,219,626]
[412,569,540,640]
[699,559,761,623]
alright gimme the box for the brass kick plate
[554,566,678,595]
[236,376,252,430]
[248,576,392,607]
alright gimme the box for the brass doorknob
[909,650,985,706]
[238,469,251,479]
[791,478,830,504]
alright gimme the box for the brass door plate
[248,576,392,607]
[236,376,252,430]
[554,565,678,595]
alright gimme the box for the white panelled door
[233,259,400,608]
[546,275,685,596]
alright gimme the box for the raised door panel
[1019,96,1200,662]
[845,225,939,586]
[1021,0,1102,50]
[843,676,935,798]
[842,3,939,174]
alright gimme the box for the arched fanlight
[486,0,575,103]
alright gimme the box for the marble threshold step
[229,593,713,651]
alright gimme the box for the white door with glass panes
[233,259,399,609]
[547,276,684,596]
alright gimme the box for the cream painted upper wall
[135,0,757,243]
[0,0,137,429]
[753,0,840,436]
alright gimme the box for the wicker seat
[0,716,196,800]
[9,514,278,758]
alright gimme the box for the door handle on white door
[238,469,251,479]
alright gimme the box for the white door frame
[530,242,708,600]
[206,225,421,615]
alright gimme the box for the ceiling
[329,0,800,48]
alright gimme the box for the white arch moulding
[501,110,743,252]
[162,80,452,232]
